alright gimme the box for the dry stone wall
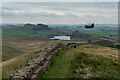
[9,43,65,79]
[9,43,81,79]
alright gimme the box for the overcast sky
[1,2,118,24]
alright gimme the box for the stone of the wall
[9,43,66,79]
[8,42,82,79]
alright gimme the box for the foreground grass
[2,50,41,78]
[41,45,119,79]
[41,48,79,78]
[72,52,118,79]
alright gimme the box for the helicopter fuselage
[85,23,94,28]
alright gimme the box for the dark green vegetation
[33,24,51,30]
[41,45,119,79]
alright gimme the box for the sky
[1,2,118,24]
[1,0,119,2]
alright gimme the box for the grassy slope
[41,44,119,79]
[2,40,76,78]
[72,52,118,79]
[2,50,41,78]
[2,28,72,38]
[2,34,76,61]
[2,35,52,61]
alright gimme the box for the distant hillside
[2,25,20,30]
[21,23,51,31]
[2,23,72,38]
[2,23,51,31]
[70,31,101,43]
[93,40,114,47]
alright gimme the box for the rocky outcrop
[32,24,51,31]
[9,43,66,79]
[21,23,51,31]
[70,31,100,43]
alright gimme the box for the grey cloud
[35,12,62,17]
[2,2,118,24]
[2,9,79,18]
[63,13,79,18]
[51,7,70,11]
[3,2,117,10]
[83,14,106,19]
[2,7,13,10]
[2,11,19,17]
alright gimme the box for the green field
[81,30,118,37]
[58,27,118,38]
[3,30,29,36]
[3,29,72,38]
[41,45,119,79]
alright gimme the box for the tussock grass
[72,52,118,79]
[2,50,41,78]
[41,45,119,79]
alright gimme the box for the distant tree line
[32,24,51,31]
